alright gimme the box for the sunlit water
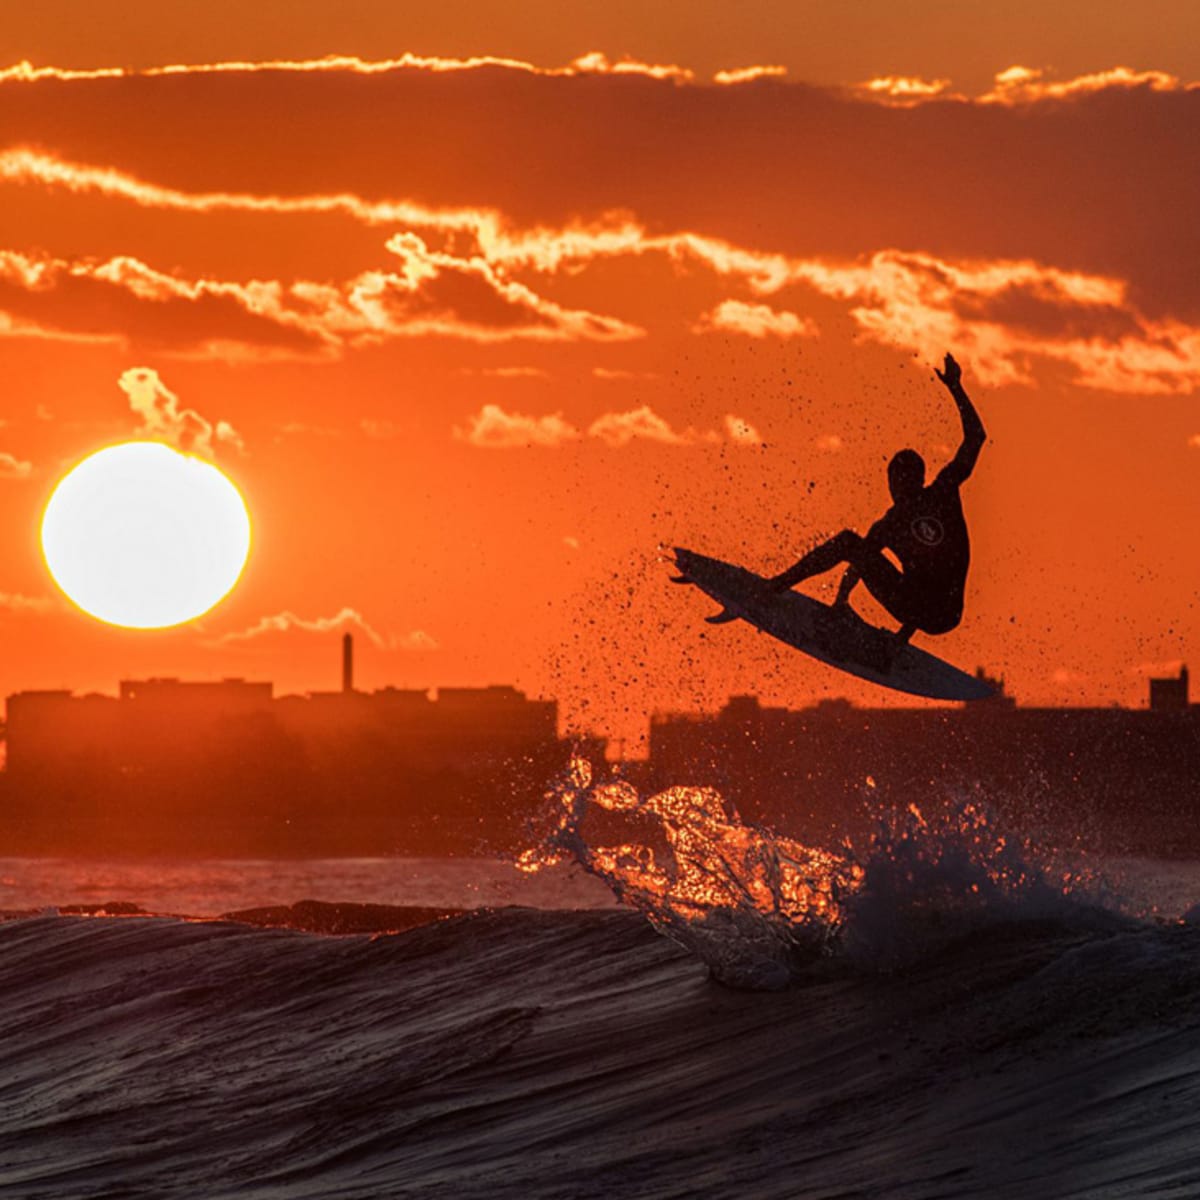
[2,762,1196,943]
[517,758,1200,987]
[0,855,616,916]
[6,764,1200,1196]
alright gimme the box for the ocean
[2,760,1199,1198]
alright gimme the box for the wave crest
[518,758,1121,987]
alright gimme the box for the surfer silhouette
[768,353,986,649]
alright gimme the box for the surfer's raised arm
[934,352,986,488]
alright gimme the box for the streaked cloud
[982,64,1190,105]
[5,56,1194,104]
[0,591,54,612]
[454,405,581,449]
[119,368,243,457]
[0,62,123,83]
[469,366,552,379]
[0,239,641,357]
[592,366,659,381]
[214,606,388,648]
[713,65,787,86]
[0,50,696,86]
[856,75,954,104]
[696,299,819,339]
[3,136,1200,391]
[771,250,1200,393]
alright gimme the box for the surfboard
[671,547,994,702]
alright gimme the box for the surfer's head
[888,449,925,500]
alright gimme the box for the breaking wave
[518,759,1131,988]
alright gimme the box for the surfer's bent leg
[769,530,863,591]
[853,548,910,624]
[835,565,860,607]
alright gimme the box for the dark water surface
[4,769,1200,1199]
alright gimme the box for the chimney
[342,633,354,693]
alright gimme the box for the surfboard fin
[669,574,691,584]
[705,608,739,624]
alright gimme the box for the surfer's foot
[877,627,914,672]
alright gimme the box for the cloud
[587,406,720,447]
[214,606,388,648]
[0,62,123,83]
[360,418,402,440]
[0,451,32,478]
[4,144,1200,391]
[0,238,642,357]
[696,299,820,339]
[468,365,552,379]
[564,51,694,84]
[392,629,439,651]
[278,421,344,438]
[0,51,698,87]
[746,250,1200,393]
[454,405,580,448]
[713,66,787,86]
[3,67,1198,331]
[457,404,761,449]
[853,65,1194,107]
[378,232,643,343]
[856,75,954,104]
[724,415,763,445]
[0,247,331,357]
[0,591,53,612]
[981,65,1189,105]
[6,55,1192,104]
[815,434,845,452]
[592,366,658,381]
[118,368,243,456]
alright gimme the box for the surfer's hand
[935,353,962,389]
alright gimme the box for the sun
[42,441,251,630]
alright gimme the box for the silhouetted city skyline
[0,638,1193,858]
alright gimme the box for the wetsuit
[857,468,971,634]
[769,354,984,637]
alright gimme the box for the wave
[2,903,1200,1198]
[518,759,1149,986]
[4,762,1200,1197]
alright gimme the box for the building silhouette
[2,647,1196,857]
[645,664,1199,855]
[1,637,596,857]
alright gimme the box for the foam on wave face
[517,758,1127,988]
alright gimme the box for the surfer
[768,352,985,649]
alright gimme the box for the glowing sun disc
[42,441,251,629]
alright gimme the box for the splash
[518,758,1112,988]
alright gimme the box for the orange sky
[1,7,1198,745]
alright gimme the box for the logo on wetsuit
[911,516,944,546]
